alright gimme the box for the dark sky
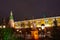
[0,0,60,21]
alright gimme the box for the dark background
[0,0,60,21]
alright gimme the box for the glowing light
[31,26,33,28]
[31,31,38,40]
[0,26,2,28]
[41,26,45,30]
[37,25,41,27]
[19,31,22,33]
[39,28,41,31]
[45,24,51,27]
[3,25,6,28]
[16,30,19,32]
[15,26,20,29]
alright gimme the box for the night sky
[0,0,60,21]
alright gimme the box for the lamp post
[41,26,45,30]
[41,24,46,40]
[2,18,6,28]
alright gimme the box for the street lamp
[16,29,19,32]
[41,24,45,30]
[41,26,45,30]
[19,30,22,33]
[3,25,6,28]
[41,24,46,40]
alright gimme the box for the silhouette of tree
[52,18,60,40]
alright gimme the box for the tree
[1,28,17,40]
[52,18,60,40]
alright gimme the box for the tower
[9,11,14,28]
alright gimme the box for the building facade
[14,16,60,29]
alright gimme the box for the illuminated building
[9,11,14,28]
[14,16,60,29]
